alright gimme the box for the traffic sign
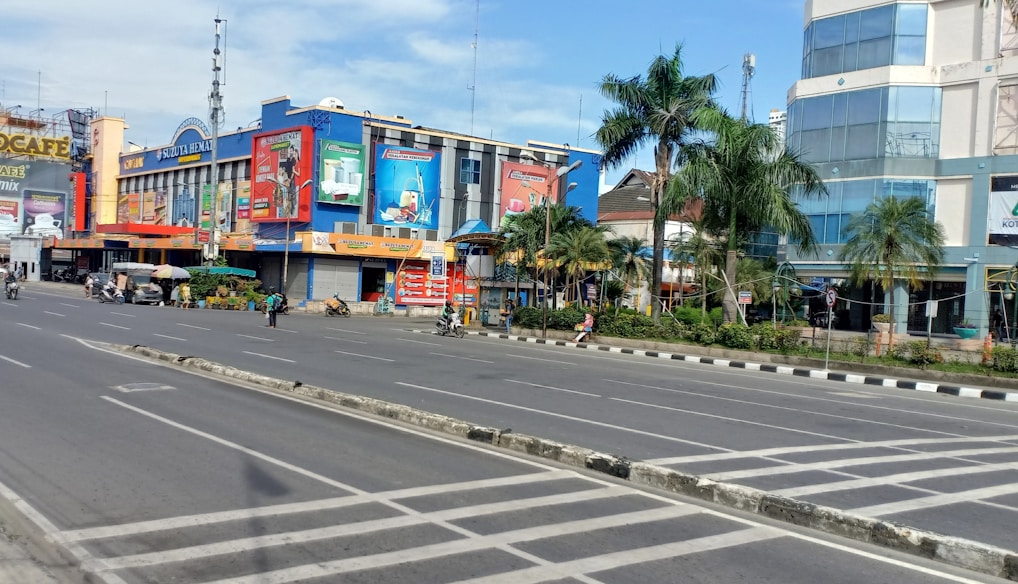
[825,289,837,308]
[738,291,753,305]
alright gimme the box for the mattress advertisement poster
[319,140,365,206]
[251,126,314,222]
[0,157,72,239]
[499,161,555,229]
[373,145,441,230]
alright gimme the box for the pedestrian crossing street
[54,467,969,584]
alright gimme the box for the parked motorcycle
[97,285,125,304]
[435,312,465,338]
[324,294,351,317]
[4,280,18,300]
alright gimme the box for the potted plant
[871,313,891,333]
[953,321,978,339]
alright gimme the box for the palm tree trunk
[650,211,664,323]
[678,259,685,307]
[723,249,739,323]
[888,279,896,350]
[701,269,707,320]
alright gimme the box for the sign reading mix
[318,140,364,206]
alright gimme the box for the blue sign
[430,253,446,277]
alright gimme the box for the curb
[423,329,1018,403]
[119,343,1018,581]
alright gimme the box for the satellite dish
[319,97,345,109]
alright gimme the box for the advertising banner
[141,191,167,225]
[23,190,67,239]
[252,127,314,222]
[303,232,423,259]
[0,158,73,239]
[373,145,441,230]
[395,261,448,305]
[989,176,1018,244]
[499,161,555,229]
[235,180,252,233]
[319,140,365,206]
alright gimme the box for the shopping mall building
[58,95,600,312]
[786,0,1018,336]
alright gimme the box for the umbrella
[151,265,191,279]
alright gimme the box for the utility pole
[207,15,226,268]
[739,53,755,122]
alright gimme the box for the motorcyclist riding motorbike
[441,300,456,328]
[4,270,17,299]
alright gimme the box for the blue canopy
[184,266,257,277]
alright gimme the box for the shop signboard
[395,261,448,305]
[303,231,423,259]
[251,126,314,222]
[319,140,365,206]
[498,161,555,229]
[201,182,234,232]
[141,191,167,225]
[0,158,73,240]
[989,176,1018,244]
[372,145,441,230]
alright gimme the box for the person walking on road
[84,274,94,299]
[265,287,280,328]
[178,281,192,310]
[503,298,515,334]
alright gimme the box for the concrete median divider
[120,343,1018,581]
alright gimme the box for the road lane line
[241,350,294,362]
[153,333,187,341]
[236,333,274,342]
[2,302,17,307]
[335,350,392,362]
[326,327,365,335]
[849,482,1018,517]
[16,323,40,330]
[60,302,80,308]
[0,355,31,368]
[44,311,65,317]
[504,379,600,397]
[177,323,210,330]
[324,335,368,344]
[774,461,1018,498]
[431,352,494,364]
[100,322,131,330]
[396,382,728,451]
[398,337,441,346]
[505,353,575,365]
[110,311,135,317]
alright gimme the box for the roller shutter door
[311,258,359,301]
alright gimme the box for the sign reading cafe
[0,131,71,160]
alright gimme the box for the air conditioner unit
[425,230,438,241]
[398,227,412,239]
[370,224,385,237]
[342,222,357,234]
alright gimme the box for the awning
[184,266,257,277]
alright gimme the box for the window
[796,179,936,244]
[459,158,480,184]
[802,3,926,78]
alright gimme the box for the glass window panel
[829,126,847,162]
[803,56,811,79]
[929,122,940,156]
[814,15,846,48]
[842,180,876,212]
[931,88,942,122]
[799,129,832,163]
[813,46,844,77]
[860,5,893,40]
[843,41,859,72]
[809,215,827,243]
[895,4,928,36]
[894,35,926,65]
[894,87,934,122]
[889,121,936,157]
[846,123,880,159]
[836,214,852,243]
[825,214,842,244]
[832,93,848,126]
[801,94,833,130]
[858,37,892,69]
[804,24,813,58]
[845,12,860,43]
[847,89,882,125]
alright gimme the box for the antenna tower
[208,15,226,266]
[469,0,479,135]
[740,52,755,122]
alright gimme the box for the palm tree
[501,204,593,306]
[546,227,610,305]
[596,44,718,323]
[670,216,722,319]
[839,196,946,338]
[607,236,649,313]
[669,107,827,323]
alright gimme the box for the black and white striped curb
[119,343,1018,581]
[411,329,1018,403]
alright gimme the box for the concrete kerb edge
[118,343,1018,581]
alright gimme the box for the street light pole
[541,160,582,338]
[282,179,313,295]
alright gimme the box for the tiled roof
[597,185,653,214]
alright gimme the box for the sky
[1,0,806,188]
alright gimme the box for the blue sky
[1,0,806,187]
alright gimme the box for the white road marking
[505,353,575,365]
[60,302,80,308]
[44,311,65,317]
[110,311,135,317]
[396,382,728,451]
[16,322,40,330]
[177,323,210,330]
[849,482,1018,517]
[324,335,368,344]
[0,355,31,368]
[236,333,274,342]
[153,333,187,341]
[100,322,130,330]
[431,352,494,364]
[398,337,441,346]
[335,350,393,361]
[2,302,18,307]
[504,379,600,397]
[774,461,1018,498]
[241,350,294,362]
[273,328,299,334]
[326,327,365,335]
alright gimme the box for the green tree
[669,108,827,323]
[669,216,722,319]
[607,236,649,313]
[596,44,718,323]
[547,227,610,305]
[839,196,946,337]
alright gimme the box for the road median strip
[119,342,1018,581]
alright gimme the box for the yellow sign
[0,131,70,160]
[302,231,423,259]
[178,153,201,164]
[0,164,27,178]
[122,156,144,170]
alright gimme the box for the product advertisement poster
[22,190,67,239]
[394,261,448,305]
[235,180,252,233]
[252,126,313,222]
[499,161,556,229]
[319,140,365,206]
[373,144,441,230]
[201,183,234,232]
[141,191,167,225]
[0,157,72,240]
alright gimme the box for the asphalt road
[2,282,1018,578]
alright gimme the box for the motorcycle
[324,294,351,317]
[260,292,290,315]
[4,280,18,300]
[98,285,125,304]
[436,312,466,338]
